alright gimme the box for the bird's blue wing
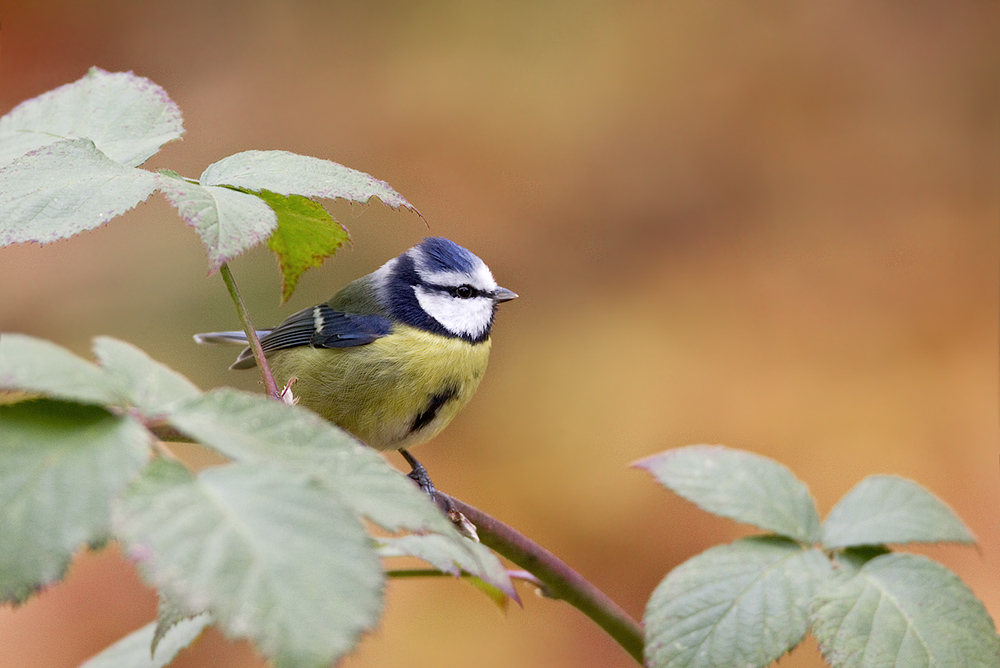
[260,304,393,351]
[228,304,393,369]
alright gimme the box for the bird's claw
[401,449,455,516]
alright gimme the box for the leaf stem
[218,262,280,399]
[440,493,645,665]
[386,568,547,591]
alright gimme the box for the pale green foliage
[92,337,201,416]
[115,459,384,668]
[0,68,417,299]
[78,614,211,668]
[634,444,821,543]
[167,389,456,534]
[822,475,975,549]
[641,445,998,668]
[0,335,511,667]
[0,399,151,603]
[201,149,417,211]
[0,67,183,168]
[152,594,202,657]
[0,67,180,246]
[155,172,279,272]
[0,68,483,668]
[377,534,518,600]
[1,69,994,668]
[811,554,1000,667]
[644,537,831,668]
[0,138,159,245]
[0,333,124,405]
[166,388,514,595]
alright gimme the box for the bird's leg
[399,449,478,541]
[400,449,453,514]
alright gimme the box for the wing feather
[229,304,393,369]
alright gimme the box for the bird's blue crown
[416,237,480,274]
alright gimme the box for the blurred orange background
[1,1,997,667]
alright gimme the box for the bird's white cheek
[414,287,492,338]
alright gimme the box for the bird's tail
[193,331,273,370]
[193,331,270,345]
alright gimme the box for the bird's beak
[493,287,519,302]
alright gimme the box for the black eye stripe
[426,284,482,299]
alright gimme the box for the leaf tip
[629,452,665,472]
[125,542,155,565]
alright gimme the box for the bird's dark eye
[453,285,474,299]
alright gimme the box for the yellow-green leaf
[256,190,349,302]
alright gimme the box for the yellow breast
[266,325,492,451]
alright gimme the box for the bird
[194,237,517,498]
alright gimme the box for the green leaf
[156,172,277,272]
[463,574,511,611]
[320,441,459,535]
[0,138,158,247]
[78,614,211,668]
[810,553,1000,668]
[92,337,201,418]
[376,534,517,601]
[822,475,975,549]
[152,592,199,658]
[0,399,151,603]
[166,390,516,595]
[168,388,455,535]
[253,189,349,303]
[199,149,419,213]
[0,67,183,169]
[0,333,123,405]
[634,445,821,543]
[644,537,833,668]
[114,458,384,668]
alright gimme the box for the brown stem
[439,493,645,665]
[218,262,279,399]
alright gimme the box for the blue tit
[195,237,517,464]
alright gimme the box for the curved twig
[218,263,280,399]
[439,493,645,665]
